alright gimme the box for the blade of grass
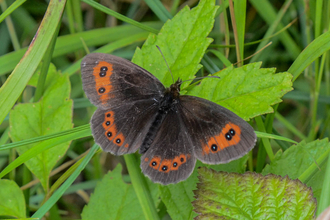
[255,117,275,162]
[288,31,330,82]
[233,0,246,64]
[275,112,306,140]
[81,0,158,34]
[207,49,232,67]
[0,22,162,76]
[0,0,26,23]
[34,22,61,102]
[249,0,300,59]
[72,0,83,33]
[144,0,172,22]
[317,149,330,216]
[63,32,149,76]
[299,148,330,184]
[255,131,297,143]
[228,0,241,66]
[46,149,101,198]
[250,0,292,63]
[0,0,67,125]
[124,154,160,220]
[0,126,91,179]
[31,144,99,218]
[1,0,20,51]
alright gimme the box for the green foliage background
[0,0,329,219]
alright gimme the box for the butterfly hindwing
[179,96,256,164]
[91,97,161,155]
[81,53,165,109]
[140,109,197,185]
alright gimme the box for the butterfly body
[140,79,181,154]
[81,53,256,185]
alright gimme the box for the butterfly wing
[140,109,197,185]
[81,53,165,109]
[179,96,256,164]
[81,53,165,155]
[90,101,160,155]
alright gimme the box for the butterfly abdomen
[139,89,179,154]
[139,111,166,154]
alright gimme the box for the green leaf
[81,164,159,220]
[132,0,219,88]
[203,154,249,173]
[0,179,26,218]
[186,63,293,120]
[193,168,317,219]
[262,139,330,203]
[9,64,73,191]
[158,157,248,220]
[159,165,199,220]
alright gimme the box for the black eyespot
[162,166,168,171]
[151,161,157,166]
[173,162,178,167]
[105,121,110,126]
[225,133,232,140]
[106,113,111,117]
[229,129,235,136]
[211,144,218,151]
[180,157,184,162]
[99,71,106,77]
[107,132,112,137]
[98,87,105,93]
[116,138,121,143]
[100,66,108,71]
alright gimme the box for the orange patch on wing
[204,137,219,154]
[113,133,125,146]
[144,157,149,162]
[104,125,117,141]
[171,156,181,171]
[179,154,187,164]
[124,144,129,148]
[92,61,114,104]
[102,111,115,130]
[149,156,161,170]
[211,123,242,151]
[158,159,172,173]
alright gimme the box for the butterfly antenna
[180,75,220,84]
[156,45,175,83]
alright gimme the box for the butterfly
[81,53,256,185]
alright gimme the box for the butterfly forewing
[81,53,165,109]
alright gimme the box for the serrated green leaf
[132,0,218,88]
[81,164,159,220]
[193,169,316,219]
[186,63,293,120]
[203,154,249,173]
[262,139,330,203]
[159,165,199,220]
[0,179,26,218]
[158,157,247,220]
[9,64,73,190]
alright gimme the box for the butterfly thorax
[139,79,182,154]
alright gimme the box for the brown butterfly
[81,53,256,185]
